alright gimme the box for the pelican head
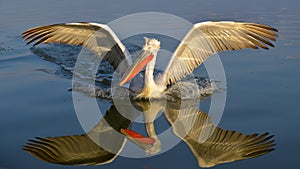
[119,37,160,86]
[143,37,161,52]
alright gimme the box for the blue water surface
[0,0,299,169]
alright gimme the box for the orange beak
[120,50,154,86]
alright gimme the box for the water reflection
[23,104,133,165]
[23,99,275,167]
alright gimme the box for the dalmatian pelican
[22,21,278,99]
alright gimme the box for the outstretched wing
[22,22,131,72]
[158,21,278,85]
[164,106,275,167]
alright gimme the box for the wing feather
[22,22,131,72]
[159,21,278,85]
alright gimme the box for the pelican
[22,21,278,99]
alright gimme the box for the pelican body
[120,38,166,98]
[22,21,278,99]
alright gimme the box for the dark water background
[0,0,300,169]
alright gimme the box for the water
[1,0,300,169]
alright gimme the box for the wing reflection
[163,100,275,167]
[23,104,139,165]
[23,99,275,167]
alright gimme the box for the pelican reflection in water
[22,21,278,99]
[23,100,275,168]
